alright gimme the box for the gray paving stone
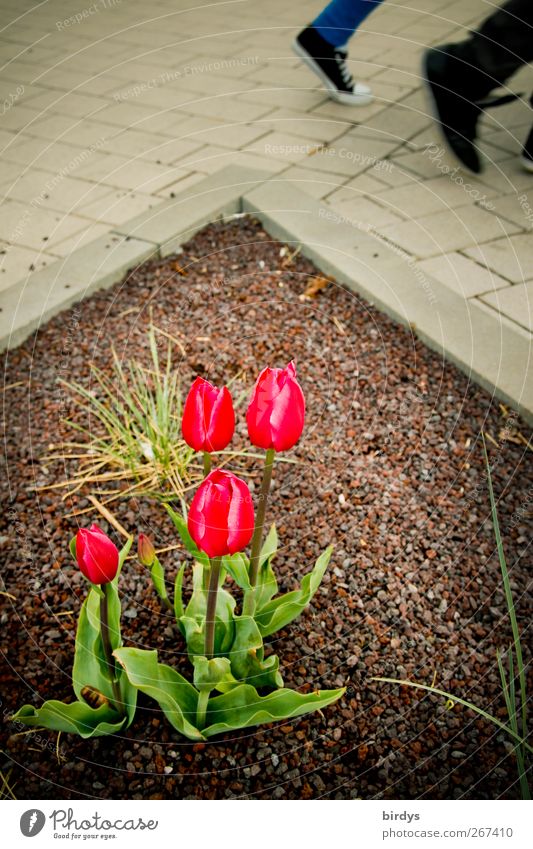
[417,252,511,298]
[480,281,533,333]
[0,233,156,350]
[465,234,533,284]
[113,165,271,255]
[379,204,520,259]
[1,0,532,420]
[242,179,532,423]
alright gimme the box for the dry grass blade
[0,767,17,800]
[332,316,346,335]
[2,380,27,391]
[86,495,131,539]
[155,326,186,356]
[0,590,16,601]
[280,245,301,267]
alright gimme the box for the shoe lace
[334,50,354,88]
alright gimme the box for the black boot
[423,46,483,173]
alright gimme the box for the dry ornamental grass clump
[41,325,198,504]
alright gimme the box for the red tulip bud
[182,376,235,452]
[246,361,305,451]
[75,524,119,585]
[188,469,254,558]
[138,533,156,567]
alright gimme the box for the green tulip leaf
[182,561,204,615]
[229,615,283,689]
[203,683,345,738]
[260,523,278,566]
[213,589,237,655]
[117,536,133,577]
[72,557,137,726]
[165,504,210,570]
[192,656,238,693]
[73,589,116,698]
[222,552,251,591]
[69,536,77,561]
[114,647,204,741]
[254,524,279,611]
[149,555,169,604]
[174,562,186,623]
[180,616,204,657]
[181,564,236,657]
[180,594,236,658]
[80,584,122,686]
[11,699,128,739]
[255,545,333,637]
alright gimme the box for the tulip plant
[14,527,137,738]
[14,363,344,741]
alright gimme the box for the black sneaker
[422,46,483,173]
[521,125,533,172]
[292,25,372,106]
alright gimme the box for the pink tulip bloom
[188,469,254,558]
[246,361,305,451]
[182,376,235,453]
[76,524,119,585]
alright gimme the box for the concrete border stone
[1,166,531,423]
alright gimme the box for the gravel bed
[1,216,531,800]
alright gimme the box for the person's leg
[312,0,385,48]
[423,0,533,172]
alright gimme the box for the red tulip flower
[182,377,235,453]
[246,361,305,451]
[75,524,119,585]
[188,469,254,558]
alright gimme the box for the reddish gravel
[1,217,532,800]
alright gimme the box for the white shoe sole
[292,38,373,106]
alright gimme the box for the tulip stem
[248,448,276,590]
[203,451,212,477]
[100,584,124,715]
[205,556,222,659]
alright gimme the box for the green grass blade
[496,647,514,726]
[482,434,527,743]
[371,677,533,755]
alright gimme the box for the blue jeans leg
[312,0,385,48]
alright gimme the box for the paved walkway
[1,0,532,353]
